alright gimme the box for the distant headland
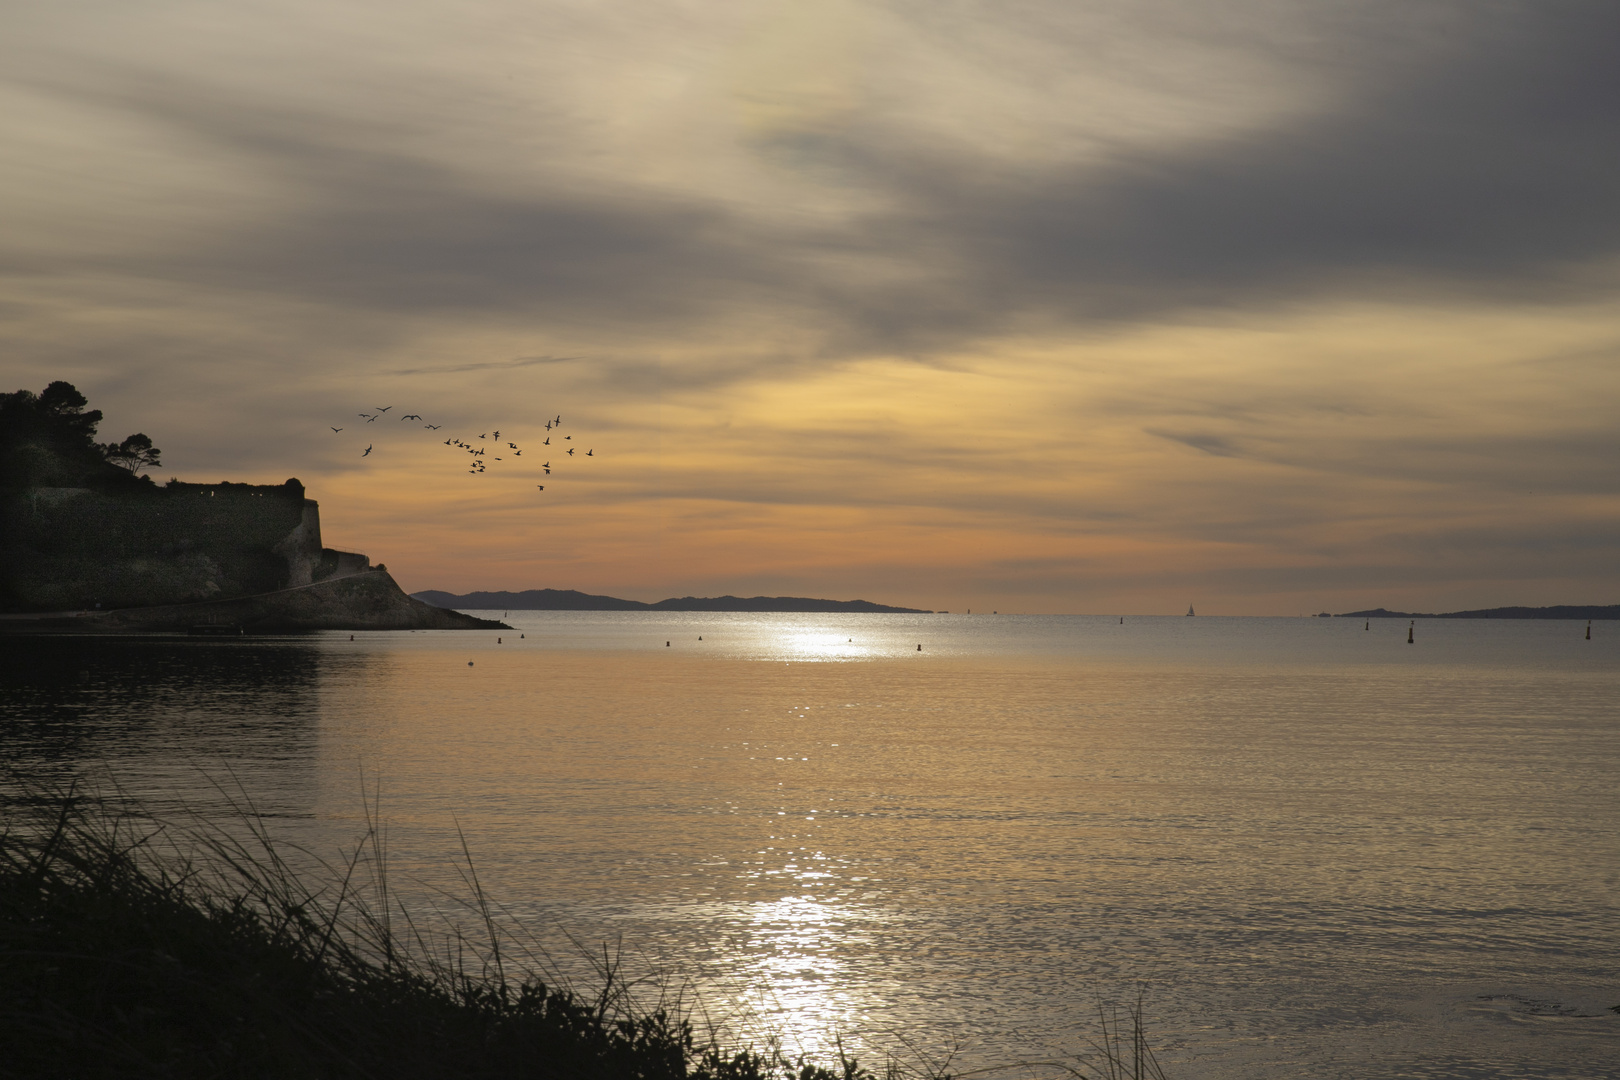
[1337,605,1620,620]
[413,588,932,614]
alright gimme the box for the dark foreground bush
[0,788,1164,1080]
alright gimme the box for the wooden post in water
[1408,621,1414,644]
[1587,620,1592,640]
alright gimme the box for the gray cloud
[10,3,1616,365]
[387,355,583,376]
[848,3,1620,334]
[1148,430,1243,457]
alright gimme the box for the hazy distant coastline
[1337,604,1620,620]
[412,588,931,614]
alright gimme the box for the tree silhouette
[102,432,162,474]
[0,381,155,488]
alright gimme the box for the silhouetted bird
[444,439,452,445]
[536,485,544,491]
[555,415,561,425]
[564,435,571,440]
[362,445,372,457]
[513,450,522,456]
[376,406,392,412]
[493,431,500,439]
[358,413,372,418]
[425,424,440,429]
[508,443,517,449]
[366,415,377,422]
[586,449,593,456]
[332,427,342,432]
[543,437,549,445]
[402,414,421,420]
[566,448,574,456]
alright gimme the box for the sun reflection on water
[768,632,876,662]
[731,892,869,1062]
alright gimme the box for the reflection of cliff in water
[0,637,372,818]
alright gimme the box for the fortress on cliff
[1,478,501,632]
[1,381,499,632]
[6,478,361,611]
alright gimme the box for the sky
[4,0,1617,614]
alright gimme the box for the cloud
[1148,431,1243,458]
[8,3,1615,367]
[387,355,583,376]
[846,4,1620,333]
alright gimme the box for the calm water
[3,614,1618,1078]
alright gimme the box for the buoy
[666,641,671,647]
[349,634,354,641]
[498,637,502,644]
[1407,622,1414,644]
[698,636,702,640]
[520,634,524,639]
[917,644,922,651]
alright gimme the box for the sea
[3,613,1617,1079]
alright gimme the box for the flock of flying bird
[332,404,593,493]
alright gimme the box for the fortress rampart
[1,477,372,612]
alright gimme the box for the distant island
[412,588,932,614]
[1337,605,1620,620]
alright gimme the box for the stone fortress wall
[0,477,374,613]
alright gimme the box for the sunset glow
[5,2,1616,613]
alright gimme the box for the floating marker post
[917,644,922,651]
[1365,620,1369,630]
[1587,620,1592,640]
[666,641,670,647]
[1408,621,1414,644]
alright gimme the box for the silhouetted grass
[0,783,1165,1080]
